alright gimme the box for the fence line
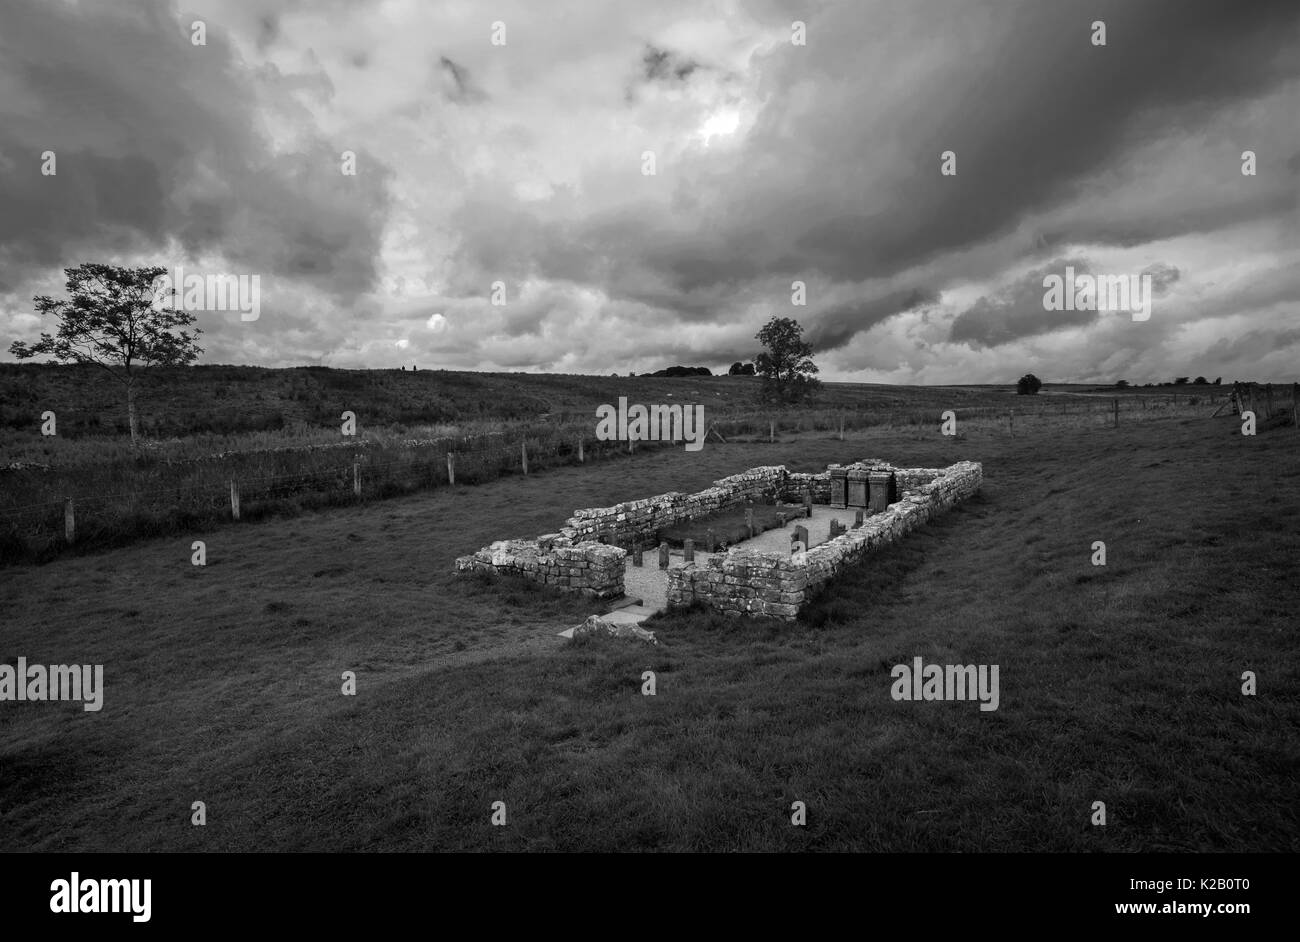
[0,393,1243,562]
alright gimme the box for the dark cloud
[0,0,390,304]
[807,288,940,352]
[438,56,487,103]
[641,44,699,83]
[949,258,1099,349]
[624,0,1300,292]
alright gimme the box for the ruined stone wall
[455,459,981,610]
[667,461,982,620]
[455,539,626,598]
[559,466,788,545]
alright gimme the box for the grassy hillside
[1,411,1295,851]
[0,361,1170,442]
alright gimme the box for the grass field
[2,408,1296,851]
[1,363,1237,564]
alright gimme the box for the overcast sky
[2,0,1297,383]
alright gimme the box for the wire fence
[0,388,1276,564]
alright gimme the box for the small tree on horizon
[9,263,203,444]
[754,316,821,405]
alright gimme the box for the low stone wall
[455,539,626,598]
[666,461,982,620]
[559,466,787,546]
[454,458,981,613]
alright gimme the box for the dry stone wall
[560,466,787,545]
[455,459,981,615]
[455,539,626,598]
[666,461,982,620]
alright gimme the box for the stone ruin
[453,459,983,621]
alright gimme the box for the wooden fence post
[1009,410,1014,435]
[1113,397,1119,428]
[229,479,240,521]
[578,437,584,463]
[447,452,456,486]
[770,421,774,443]
[353,462,361,497]
[521,441,529,475]
[64,498,75,545]
[839,414,845,441]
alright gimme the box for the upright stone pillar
[847,469,869,507]
[706,528,716,552]
[658,542,670,569]
[830,467,848,508]
[792,525,809,550]
[745,504,755,539]
[869,471,896,512]
[632,546,643,567]
[803,488,813,518]
[854,509,865,528]
[683,539,695,563]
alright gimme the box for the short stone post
[578,437,584,463]
[683,539,695,563]
[64,498,75,545]
[803,488,813,518]
[229,479,241,521]
[353,461,361,496]
[745,504,755,539]
[632,545,643,567]
[521,441,529,474]
[855,509,865,528]
[658,542,669,569]
[793,524,808,549]
[446,452,456,486]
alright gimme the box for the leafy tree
[754,316,821,405]
[1115,379,1130,388]
[9,264,203,444]
[1174,376,1189,385]
[1213,377,1222,385]
[729,361,744,375]
[741,362,755,375]
[1193,376,1207,384]
[1016,373,1042,395]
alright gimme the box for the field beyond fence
[0,381,1285,564]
